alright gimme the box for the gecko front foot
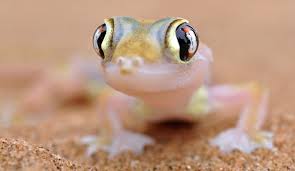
[81,131,154,158]
[210,128,273,153]
[107,130,154,158]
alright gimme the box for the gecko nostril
[132,57,144,67]
[116,57,125,67]
[115,57,144,75]
[115,57,134,75]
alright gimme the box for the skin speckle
[112,29,162,62]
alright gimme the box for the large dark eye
[93,23,107,59]
[176,23,199,62]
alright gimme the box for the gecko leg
[81,89,154,158]
[209,83,273,153]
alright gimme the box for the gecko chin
[101,60,209,96]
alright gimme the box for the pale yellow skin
[82,16,274,158]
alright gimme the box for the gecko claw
[81,131,154,158]
[80,135,109,156]
[210,128,273,154]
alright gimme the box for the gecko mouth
[101,59,209,94]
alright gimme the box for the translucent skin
[99,17,210,118]
[102,50,209,116]
[84,16,274,158]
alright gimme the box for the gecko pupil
[176,23,199,62]
[94,23,107,58]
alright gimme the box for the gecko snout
[115,57,144,75]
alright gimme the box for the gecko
[81,16,273,158]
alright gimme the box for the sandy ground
[1,0,295,170]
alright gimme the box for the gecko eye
[93,23,107,59]
[176,23,199,62]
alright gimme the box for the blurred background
[1,0,294,105]
[0,0,293,115]
[1,2,294,67]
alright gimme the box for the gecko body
[81,16,273,157]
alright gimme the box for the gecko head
[93,16,211,95]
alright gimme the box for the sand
[1,0,295,170]
[1,108,295,170]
